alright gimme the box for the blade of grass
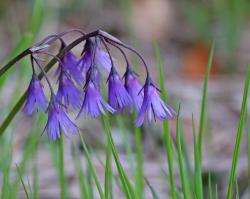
[16,165,30,199]
[103,115,112,199]
[78,132,105,199]
[72,142,89,199]
[246,110,250,194]
[236,180,239,199]
[134,111,144,199]
[145,178,160,199]
[227,66,250,199]
[58,135,68,199]
[154,42,177,199]
[116,116,135,182]
[1,131,13,199]
[208,173,212,199]
[32,154,39,199]
[192,115,204,199]
[215,184,219,199]
[179,119,194,194]
[86,165,94,199]
[176,105,191,199]
[198,43,214,162]
[103,115,138,199]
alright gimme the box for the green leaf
[78,132,105,199]
[198,43,214,162]
[154,42,177,199]
[227,66,250,199]
[72,142,89,199]
[176,105,191,199]
[58,135,68,199]
[192,115,204,199]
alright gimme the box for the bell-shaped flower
[23,74,48,115]
[77,81,115,118]
[43,100,79,141]
[136,78,176,127]
[108,68,132,111]
[124,67,143,112]
[56,72,83,110]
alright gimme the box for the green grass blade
[154,42,177,199]
[176,105,190,199]
[58,135,68,199]
[192,115,204,199]
[215,184,219,199]
[246,110,250,193]
[103,115,138,199]
[103,115,112,199]
[1,132,12,199]
[72,142,89,199]
[198,43,215,162]
[236,180,239,199]
[78,132,105,199]
[145,178,160,199]
[134,111,144,199]
[86,165,94,199]
[32,156,39,199]
[227,66,250,199]
[208,173,212,199]
[16,165,30,199]
[116,116,135,180]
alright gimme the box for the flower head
[43,100,78,141]
[78,38,112,73]
[56,72,83,110]
[59,49,83,84]
[108,68,132,111]
[124,67,143,112]
[23,74,48,115]
[136,78,176,127]
[77,81,115,118]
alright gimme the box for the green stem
[227,66,250,199]
[154,43,177,199]
[58,135,67,199]
[103,116,112,199]
[134,112,144,199]
[78,132,105,199]
[198,43,214,162]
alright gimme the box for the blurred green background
[1,0,250,198]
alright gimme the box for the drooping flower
[43,100,79,141]
[136,78,176,127]
[124,67,143,112]
[108,68,132,111]
[22,74,48,115]
[77,39,92,72]
[58,49,84,84]
[77,81,115,118]
[56,72,83,110]
[78,38,113,73]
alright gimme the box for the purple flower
[56,72,83,110]
[43,100,78,141]
[22,74,48,115]
[77,81,115,118]
[78,39,112,73]
[108,68,132,111]
[136,80,176,127]
[77,39,92,72]
[124,67,143,112]
[59,50,84,84]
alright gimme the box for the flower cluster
[24,29,176,140]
